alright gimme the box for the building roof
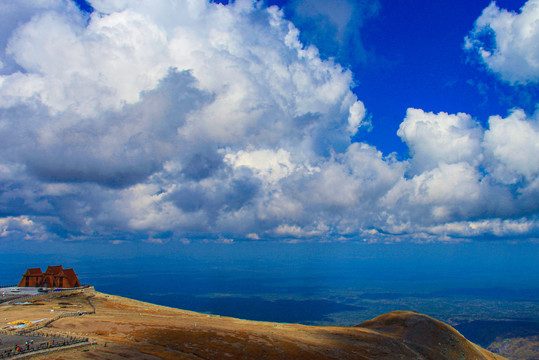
[44,265,64,275]
[25,268,43,275]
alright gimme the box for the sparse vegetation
[1,290,506,360]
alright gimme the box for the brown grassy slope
[1,289,507,360]
[356,311,506,360]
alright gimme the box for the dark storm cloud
[17,70,211,188]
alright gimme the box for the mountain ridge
[1,288,507,359]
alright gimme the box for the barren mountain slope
[1,289,506,360]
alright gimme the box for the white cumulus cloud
[0,0,537,244]
[483,109,539,184]
[398,108,483,173]
[465,0,539,84]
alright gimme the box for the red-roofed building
[42,265,64,288]
[17,268,43,287]
[18,265,82,288]
[57,268,82,288]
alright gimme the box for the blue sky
[277,0,537,154]
[0,0,538,246]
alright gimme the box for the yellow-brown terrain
[0,288,507,359]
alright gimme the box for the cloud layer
[0,0,538,244]
[465,0,539,84]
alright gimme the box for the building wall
[18,275,42,287]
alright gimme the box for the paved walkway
[0,332,86,358]
[1,333,62,351]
